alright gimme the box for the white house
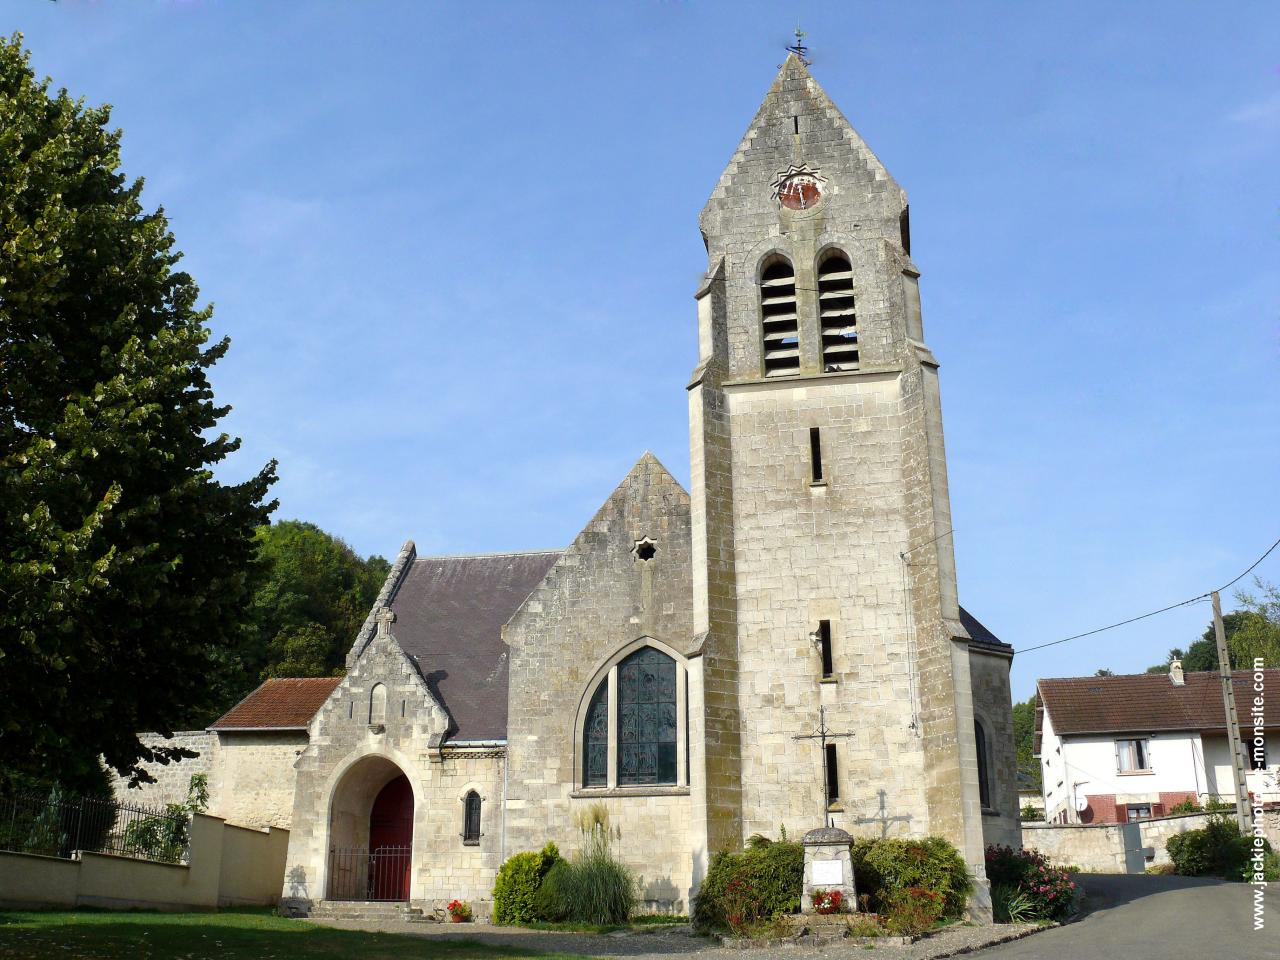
[1035,662,1277,824]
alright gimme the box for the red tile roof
[1037,669,1280,743]
[211,677,342,730]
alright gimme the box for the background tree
[1228,578,1280,668]
[0,35,276,787]
[244,520,389,683]
[1011,695,1041,791]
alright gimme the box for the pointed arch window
[818,252,858,372]
[577,643,689,791]
[462,790,482,844]
[974,719,992,810]
[760,258,800,376]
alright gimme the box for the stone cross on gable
[375,606,396,639]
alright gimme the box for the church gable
[505,452,694,659]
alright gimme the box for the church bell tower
[687,53,990,895]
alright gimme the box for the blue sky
[10,1,1279,701]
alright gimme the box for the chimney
[1169,659,1185,686]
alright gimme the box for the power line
[1015,532,1280,656]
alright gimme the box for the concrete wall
[0,813,288,911]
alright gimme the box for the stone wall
[210,731,309,830]
[503,454,699,911]
[969,650,1020,849]
[1022,811,1222,873]
[108,731,216,808]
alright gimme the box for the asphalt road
[979,874,1272,960]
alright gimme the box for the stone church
[118,54,1018,918]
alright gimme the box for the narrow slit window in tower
[792,115,799,134]
[899,206,911,255]
[818,252,858,372]
[760,259,800,377]
[825,743,840,803]
[818,620,833,678]
[809,427,823,482]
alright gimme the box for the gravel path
[305,917,1046,960]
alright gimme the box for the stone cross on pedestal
[375,606,396,639]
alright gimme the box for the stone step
[309,901,428,921]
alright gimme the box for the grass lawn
[0,909,594,960]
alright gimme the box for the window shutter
[818,253,858,372]
[760,260,799,376]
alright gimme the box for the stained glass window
[463,791,482,843]
[617,647,677,785]
[583,680,609,787]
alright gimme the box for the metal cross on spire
[785,26,811,66]
[792,705,855,826]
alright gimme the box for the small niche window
[760,258,799,377]
[825,743,840,804]
[818,252,858,372]
[462,791,482,844]
[633,537,658,562]
[1116,738,1152,773]
[809,427,823,483]
[975,719,992,809]
[369,683,387,725]
[817,620,833,678]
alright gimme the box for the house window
[975,720,992,809]
[760,257,799,376]
[817,251,858,372]
[1126,804,1152,822]
[462,791,482,844]
[1116,738,1152,773]
[578,644,689,790]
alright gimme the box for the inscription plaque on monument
[811,858,843,885]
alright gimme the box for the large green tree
[0,35,276,786]
[1145,585,1279,674]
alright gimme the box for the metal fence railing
[0,791,192,864]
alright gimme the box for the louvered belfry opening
[818,252,858,372]
[760,258,800,377]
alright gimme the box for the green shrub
[883,886,945,936]
[1166,816,1266,880]
[1019,804,1045,822]
[493,842,561,925]
[851,837,971,918]
[1166,798,1202,816]
[533,860,572,922]
[692,840,804,931]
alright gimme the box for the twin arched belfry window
[581,646,687,789]
[759,250,859,376]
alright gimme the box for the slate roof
[1036,669,1280,752]
[211,677,343,730]
[388,550,562,741]
[958,607,1011,653]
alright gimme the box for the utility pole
[1212,591,1251,832]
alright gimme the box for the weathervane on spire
[785,25,811,66]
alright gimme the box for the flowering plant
[811,888,844,914]
[984,845,1076,921]
[446,899,472,922]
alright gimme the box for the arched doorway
[327,756,414,902]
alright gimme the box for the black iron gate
[327,846,411,901]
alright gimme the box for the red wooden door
[368,774,412,901]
